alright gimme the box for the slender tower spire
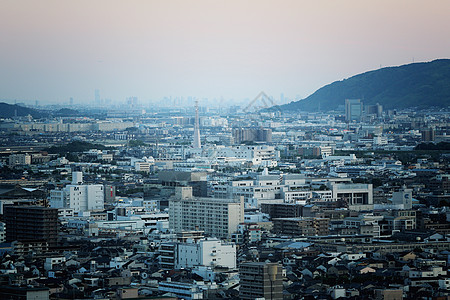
[193,100,201,148]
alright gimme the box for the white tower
[193,101,201,148]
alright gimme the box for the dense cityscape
[0,95,449,299]
[1,1,450,299]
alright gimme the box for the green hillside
[0,102,47,118]
[281,59,450,111]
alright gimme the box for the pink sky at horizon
[1,0,449,105]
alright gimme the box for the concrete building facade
[49,172,104,213]
[169,187,243,239]
[239,262,283,300]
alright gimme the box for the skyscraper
[345,99,363,122]
[193,101,201,148]
[94,89,100,105]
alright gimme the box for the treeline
[45,141,109,154]
[415,142,450,151]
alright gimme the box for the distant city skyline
[1,0,449,105]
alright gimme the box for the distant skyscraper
[345,99,363,122]
[193,101,201,148]
[95,89,100,104]
[125,96,139,109]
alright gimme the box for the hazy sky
[1,0,450,105]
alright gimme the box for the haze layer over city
[0,1,449,300]
[1,0,450,106]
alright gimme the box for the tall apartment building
[49,172,104,213]
[345,99,363,122]
[4,205,59,248]
[169,187,243,239]
[239,262,283,300]
[232,127,272,144]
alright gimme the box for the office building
[49,172,104,213]
[345,99,363,122]
[365,103,383,117]
[239,262,283,300]
[330,183,373,211]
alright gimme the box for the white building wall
[199,239,236,269]
[68,185,85,212]
[49,190,65,208]
[86,185,104,211]
[392,188,413,209]
[50,184,104,213]
[176,243,199,269]
[175,239,236,269]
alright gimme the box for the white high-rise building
[50,172,104,213]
